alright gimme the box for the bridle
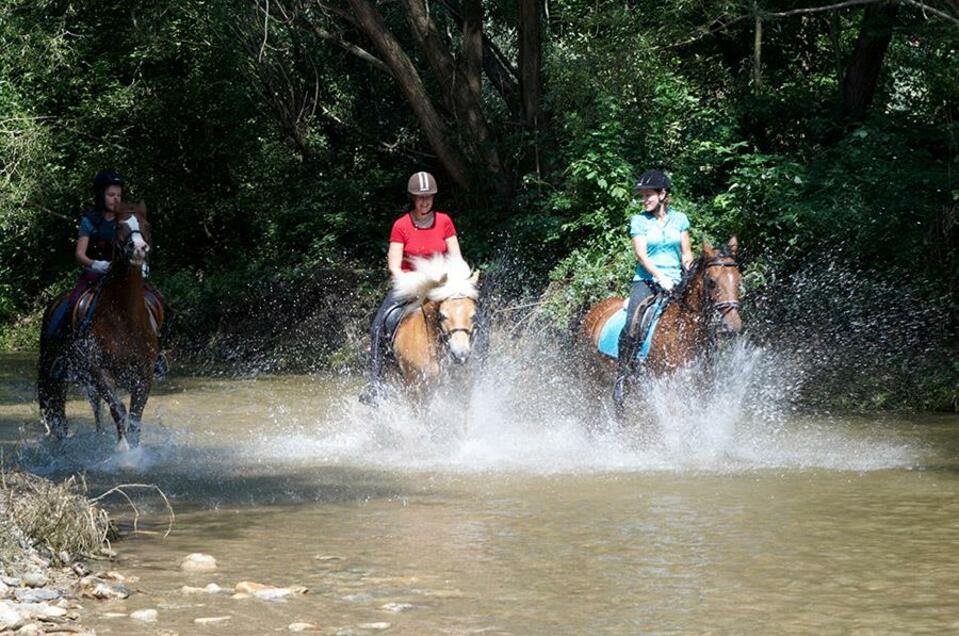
[703,258,741,317]
[430,295,477,347]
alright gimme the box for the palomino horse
[581,237,743,418]
[389,256,480,405]
[38,202,162,449]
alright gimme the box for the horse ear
[702,239,716,258]
[136,201,148,219]
[727,236,738,258]
[469,269,480,286]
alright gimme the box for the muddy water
[2,349,959,634]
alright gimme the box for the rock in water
[234,581,308,601]
[77,576,133,600]
[180,583,223,594]
[131,608,159,622]
[179,553,217,572]
[194,616,232,625]
[288,623,318,632]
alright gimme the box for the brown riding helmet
[407,171,438,196]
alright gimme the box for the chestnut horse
[581,238,743,418]
[38,202,161,450]
[388,256,480,405]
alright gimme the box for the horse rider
[614,169,693,403]
[47,169,167,378]
[359,171,462,404]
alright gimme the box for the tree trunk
[403,0,502,176]
[346,0,472,190]
[437,0,521,119]
[517,0,542,130]
[840,1,898,122]
[462,0,483,103]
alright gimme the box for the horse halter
[704,258,741,316]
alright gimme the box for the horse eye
[439,311,449,320]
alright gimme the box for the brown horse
[580,238,743,417]
[388,256,480,406]
[38,202,162,450]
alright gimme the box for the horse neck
[420,300,442,342]
[101,261,145,314]
[678,260,707,313]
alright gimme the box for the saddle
[626,294,661,341]
[597,293,669,361]
[71,285,165,336]
[383,302,409,348]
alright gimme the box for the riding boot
[613,322,643,409]
[358,326,387,406]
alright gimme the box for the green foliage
[0,0,955,408]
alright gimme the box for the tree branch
[900,0,959,26]
[297,18,391,73]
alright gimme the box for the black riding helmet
[633,169,671,193]
[92,169,124,211]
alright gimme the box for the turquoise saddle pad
[597,299,666,361]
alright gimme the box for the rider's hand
[88,260,110,274]
[657,276,675,292]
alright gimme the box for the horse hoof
[116,437,130,453]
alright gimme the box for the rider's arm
[632,236,668,283]
[680,231,693,269]
[387,241,405,278]
[445,235,462,260]
[75,237,94,268]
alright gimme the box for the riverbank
[0,470,126,634]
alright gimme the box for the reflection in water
[1,345,958,634]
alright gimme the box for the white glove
[141,263,150,278]
[657,276,675,292]
[88,260,110,274]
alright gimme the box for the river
[1,347,958,634]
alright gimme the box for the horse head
[394,256,480,366]
[435,270,480,364]
[113,202,152,272]
[701,237,742,337]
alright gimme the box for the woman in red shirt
[360,171,461,404]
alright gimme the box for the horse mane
[674,257,704,297]
[392,255,478,311]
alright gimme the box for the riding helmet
[407,171,438,196]
[93,169,125,194]
[633,169,671,193]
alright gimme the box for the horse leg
[37,337,69,440]
[81,385,104,433]
[126,376,152,448]
[38,371,69,440]
[93,371,130,451]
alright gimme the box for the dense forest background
[0,0,956,409]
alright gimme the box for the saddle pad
[597,299,667,361]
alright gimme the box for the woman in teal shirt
[615,169,693,399]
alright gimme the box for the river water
[1,347,958,634]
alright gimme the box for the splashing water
[245,335,919,474]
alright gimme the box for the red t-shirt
[389,212,457,271]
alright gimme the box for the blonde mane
[392,255,478,310]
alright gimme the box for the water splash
[247,336,919,474]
